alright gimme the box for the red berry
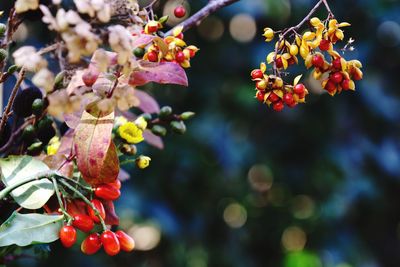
[275,57,283,68]
[332,58,342,70]
[293,83,305,95]
[94,184,121,201]
[353,70,362,81]
[147,25,158,33]
[341,79,351,90]
[59,225,77,248]
[87,199,106,223]
[273,101,284,112]
[72,214,94,232]
[175,51,186,63]
[147,51,158,62]
[115,230,135,252]
[283,93,294,105]
[287,101,297,108]
[174,6,186,18]
[311,54,324,68]
[176,32,184,39]
[330,72,343,84]
[256,91,265,102]
[288,57,296,65]
[101,230,120,256]
[82,69,99,87]
[108,179,121,190]
[325,80,336,93]
[267,92,280,103]
[251,69,263,80]
[319,39,330,51]
[81,233,102,255]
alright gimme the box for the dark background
[1,0,400,266]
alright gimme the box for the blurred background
[1,0,400,266]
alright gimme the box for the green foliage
[0,156,54,209]
[0,212,63,246]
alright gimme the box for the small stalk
[51,177,72,223]
[59,179,107,231]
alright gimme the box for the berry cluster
[139,21,199,68]
[251,63,309,111]
[252,10,363,111]
[59,180,135,256]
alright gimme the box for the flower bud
[134,116,148,130]
[159,106,173,119]
[0,49,8,62]
[170,121,186,134]
[180,111,195,120]
[136,155,151,169]
[0,23,6,36]
[151,125,167,136]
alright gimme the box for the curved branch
[164,0,241,36]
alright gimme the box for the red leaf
[58,129,74,156]
[102,200,119,226]
[129,61,188,87]
[74,103,119,186]
[43,154,74,178]
[132,34,155,48]
[143,130,164,149]
[135,90,160,113]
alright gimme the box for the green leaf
[0,156,54,209]
[0,212,63,247]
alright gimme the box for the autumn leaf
[74,102,119,185]
[135,90,160,113]
[132,34,156,48]
[129,61,188,87]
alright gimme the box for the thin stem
[51,177,72,222]
[59,178,107,231]
[0,116,34,153]
[120,159,136,165]
[61,176,93,192]
[273,0,327,75]
[0,67,26,135]
[164,0,241,36]
[0,170,56,200]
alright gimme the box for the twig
[0,67,26,135]
[0,116,34,153]
[272,0,330,75]
[164,0,241,36]
[59,178,107,231]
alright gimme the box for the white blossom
[32,68,55,93]
[108,25,135,65]
[15,0,39,14]
[74,0,111,23]
[40,6,100,63]
[12,46,47,72]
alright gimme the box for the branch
[0,67,26,135]
[164,0,241,36]
[272,0,331,75]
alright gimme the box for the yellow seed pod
[257,79,267,90]
[274,77,283,88]
[263,28,274,41]
[295,35,302,46]
[181,60,191,68]
[266,52,276,64]
[300,45,309,59]
[335,29,344,40]
[289,44,299,56]
[313,69,322,80]
[310,17,321,27]
[302,31,316,41]
[304,54,313,69]
[329,19,338,28]
[174,38,187,47]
